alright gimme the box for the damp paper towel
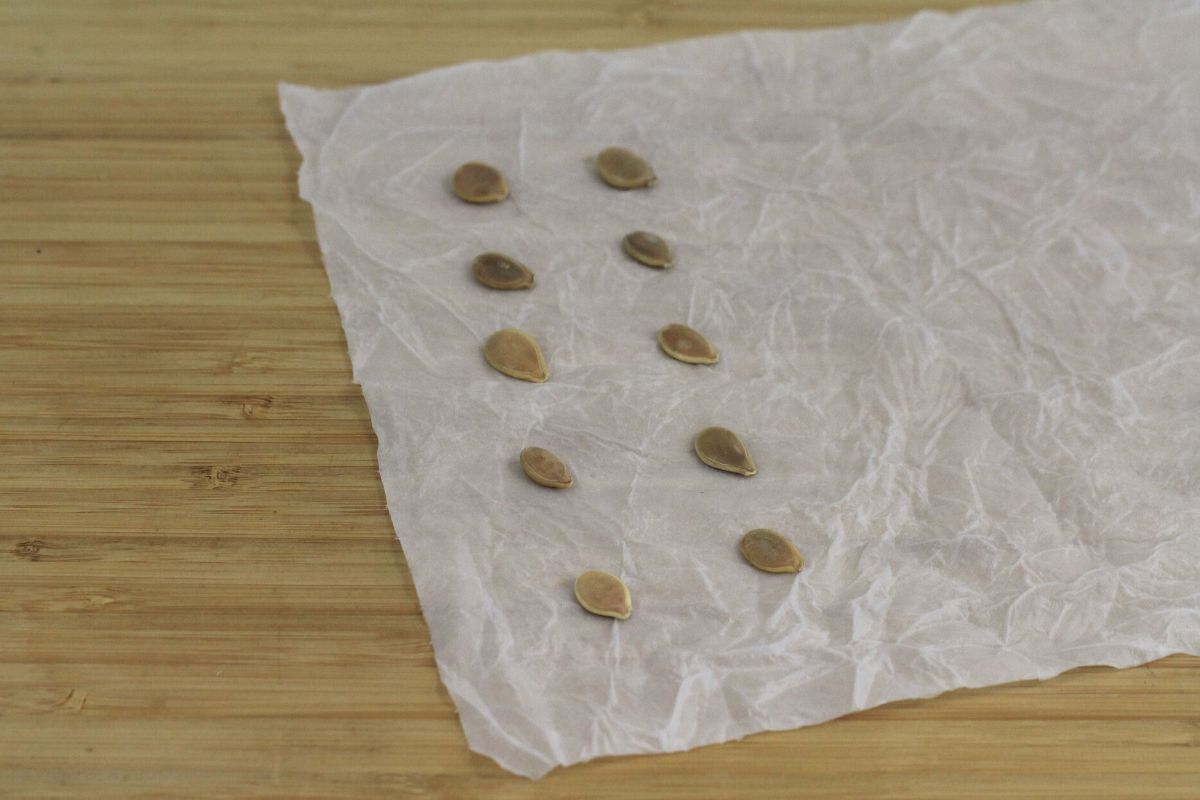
[280,0,1200,778]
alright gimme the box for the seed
[520,447,573,488]
[473,252,534,290]
[622,231,672,268]
[694,426,756,476]
[739,529,803,573]
[596,147,656,189]
[574,570,632,619]
[483,328,547,382]
[452,162,508,204]
[658,324,718,365]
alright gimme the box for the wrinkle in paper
[281,0,1200,778]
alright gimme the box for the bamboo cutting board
[2,2,1197,797]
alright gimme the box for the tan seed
[483,328,547,383]
[658,324,718,365]
[740,529,803,573]
[452,162,508,204]
[622,231,672,268]
[520,447,573,489]
[473,253,534,290]
[596,147,656,189]
[694,426,757,476]
[574,570,632,619]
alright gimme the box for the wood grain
[1,2,1197,797]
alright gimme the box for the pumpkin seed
[473,252,534,290]
[694,426,756,476]
[658,324,718,365]
[483,328,547,382]
[452,162,508,204]
[596,147,656,189]
[520,446,573,489]
[574,570,632,619]
[739,529,803,573]
[622,231,672,268]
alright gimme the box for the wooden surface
[2,1,1197,797]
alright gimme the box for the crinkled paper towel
[280,0,1200,778]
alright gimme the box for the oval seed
[574,570,632,620]
[596,147,656,189]
[473,252,534,290]
[658,324,718,365]
[694,426,757,476]
[452,162,508,204]
[520,446,573,489]
[740,529,803,574]
[622,231,672,268]
[483,328,547,383]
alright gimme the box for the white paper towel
[280,0,1200,778]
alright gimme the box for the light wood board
[2,2,1197,797]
